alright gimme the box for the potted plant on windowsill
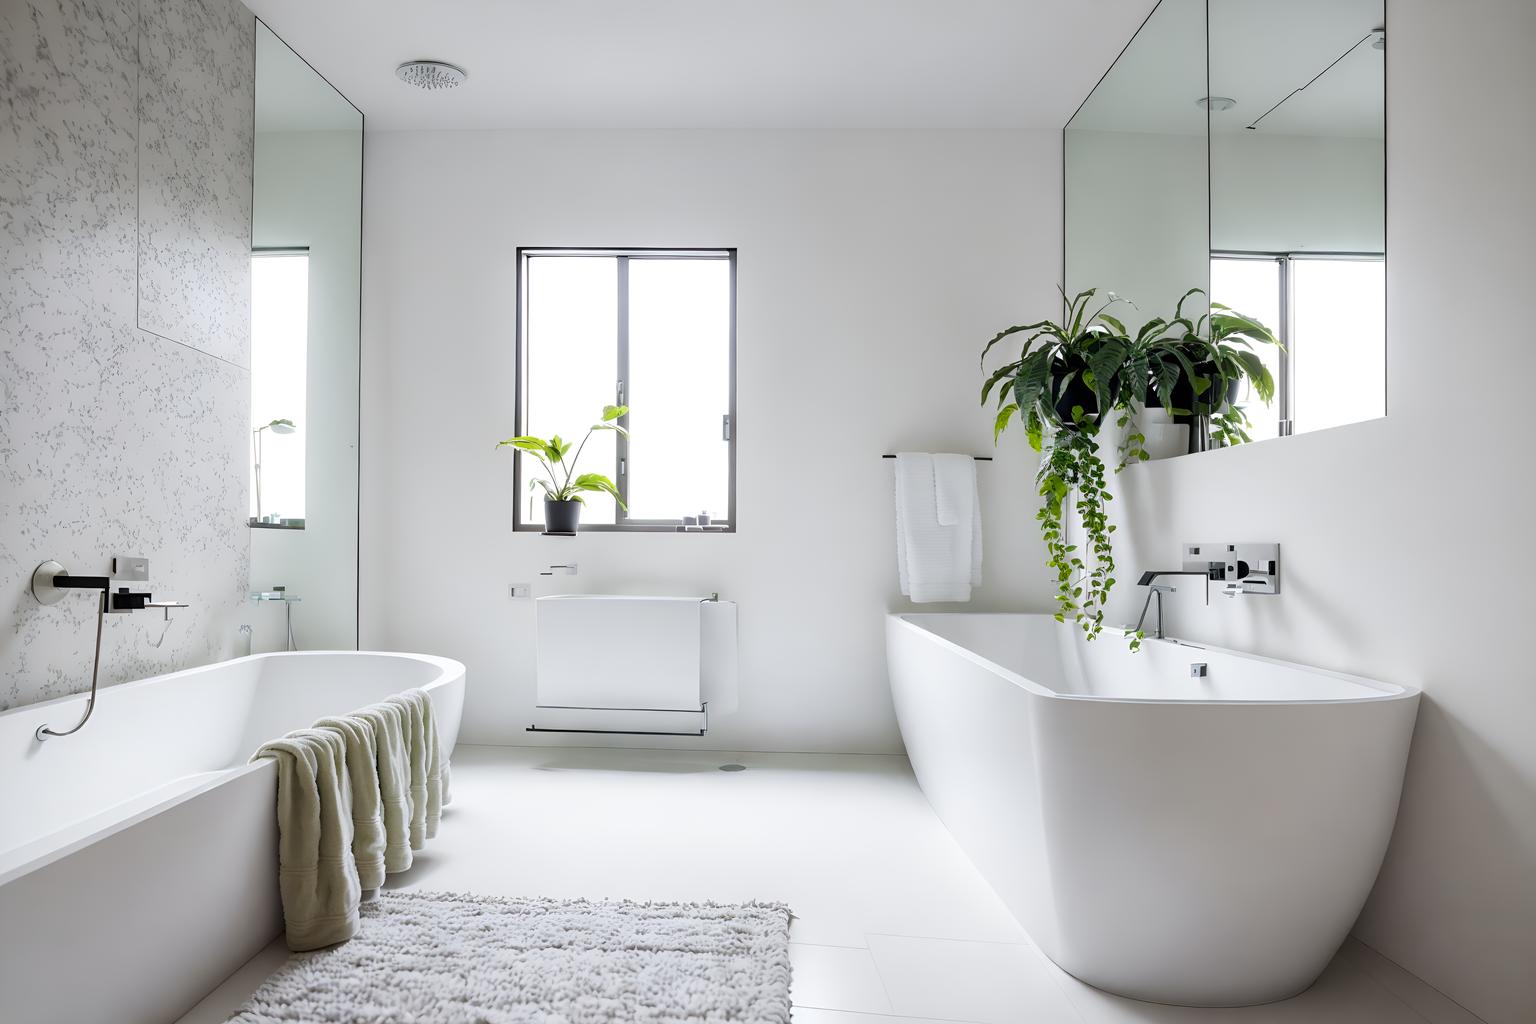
[981,288,1134,640]
[496,405,628,533]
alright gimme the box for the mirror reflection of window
[1292,256,1385,433]
[1209,256,1283,442]
[250,251,308,521]
[1212,253,1384,439]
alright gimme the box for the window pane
[626,258,731,522]
[525,256,619,526]
[1209,257,1282,442]
[251,253,308,519]
[1292,258,1385,433]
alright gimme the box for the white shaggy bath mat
[227,890,793,1024]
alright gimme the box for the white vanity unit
[531,595,738,736]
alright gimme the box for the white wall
[1106,1,1535,1020]
[250,129,363,653]
[361,128,1061,752]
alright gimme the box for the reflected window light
[1212,252,1384,439]
[250,251,308,520]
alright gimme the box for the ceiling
[1069,0,1384,138]
[242,0,1153,132]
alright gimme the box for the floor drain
[718,763,747,772]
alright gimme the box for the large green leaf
[602,404,628,422]
[993,403,1019,441]
[1086,337,1130,406]
[1065,287,1098,339]
[980,360,1023,405]
[1234,349,1275,403]
[572,472,627,510]
[1173,287,1205,322]
[1012,354,1053,420]
[496,436,555,464]
[1211,309,1280,348]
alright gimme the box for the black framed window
[1211,251,1385,439]
[514,248,737,532]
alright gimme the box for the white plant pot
[1142,423,1190,460]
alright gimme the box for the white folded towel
[895,452,983,603]
[251,729,362,951]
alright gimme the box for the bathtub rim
[890,612,1417,706]
[1,649,464,720]
[0,650,465,888]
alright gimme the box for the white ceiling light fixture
[1196,96,1238,112]
[395,60,468,91]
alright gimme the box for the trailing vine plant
[981,286,1281,649]
[981,288,1130,641]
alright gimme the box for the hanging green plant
[981,287,1133,640]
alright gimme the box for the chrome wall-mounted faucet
[1133,570,1212,640]
[1183,542,1281,596]
[29,557,188,741]
[1133,543,1282,642]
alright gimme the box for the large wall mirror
[1066,0,1385,450]
[248,22,363,651]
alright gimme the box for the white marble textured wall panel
[0,0,254,712]
[137,0,255,367]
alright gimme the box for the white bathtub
[0,650,464,1024]
[886,613,1418,1007]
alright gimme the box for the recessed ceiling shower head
[396,60,468,91]
[1196,96,1238,112]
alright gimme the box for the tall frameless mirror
[248,23,362,651]
[1209,0,1385,440]
[1065,0,1210,317]
[1065,0,1386,454]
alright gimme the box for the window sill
[517,525,734,535]
[249,520,305,530]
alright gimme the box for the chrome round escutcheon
[31,560,68,605]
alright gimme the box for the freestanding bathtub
[886,613,1418,1007]
[0,651,464,1024]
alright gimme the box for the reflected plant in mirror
[497,405,629,534]
[1132,287,1281,452]
[1064,0,1385,450]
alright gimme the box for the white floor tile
[1335,940,1486,1024]
[867,933,1081,1023]
[173,746,1434,1024]
[1040,947,1428,1024]
[791,943,895,1014]
[792,1008,973,1024]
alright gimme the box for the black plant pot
[1050,358,1113,429]
[544,499,581,534]
[1146,365,1240,421]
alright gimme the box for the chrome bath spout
[36,592,107,742]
